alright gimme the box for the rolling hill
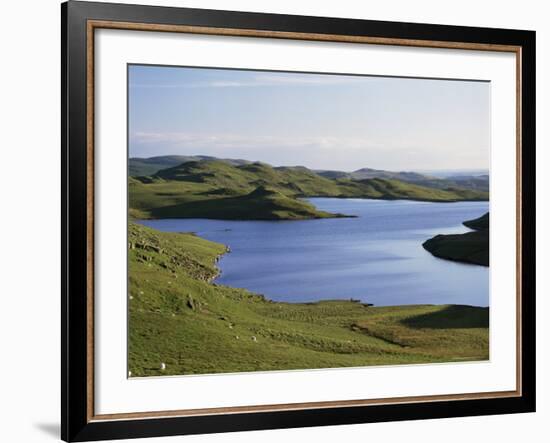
[317,167,489,192]
[132,155,489,192]
[129,155,251,176]
[149,185,346,220]
[318,167,434,182]
[129,160,489,220]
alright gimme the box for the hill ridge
[129,158,488,220]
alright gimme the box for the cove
[138,198,489,307]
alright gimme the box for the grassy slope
[422,212,490,266]
[150,185,345,220]
[317,168,489,192]
[133,155,489,191]
[128,223,489,376]
[348,178,487,201]
[129,155,250,176]
[129,160,489,220]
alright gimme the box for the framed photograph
[62,1,536,441]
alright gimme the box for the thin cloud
[129,131,488,171]
[130,131,380,151]
[129,73,368,90]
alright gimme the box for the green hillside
[349,178,487,202]
[129,155,250,176]
[129,160,489,220]
[317,167,435,183]
[317,167,489,192]
[128,223,489,376]
[423,212,490,266]
[132,155,488,188]
[155,160,346,195]
[149,185,345,220]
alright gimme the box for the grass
[140,185,345,220]
[133,156,489,192]
[129,160,489,220]
[128,223,489,377]
[422,212,489,266]
[129,155,250,176]
[347,178,487,201]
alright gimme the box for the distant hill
[129,159,489,220]
[353,168,434,182]
[129,155,251,176]
[316,167,433,182]
[425,170,489,178]
[317,168,489,192]
[153,160,347,196]
[422,212,489,266]
[407,176,488,192]
[350,178,488,201]
[132,156,488,192]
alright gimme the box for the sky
[128,65,490,172]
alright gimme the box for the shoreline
[132,196,488,221]
[192,226,489,309]
[134,199,489,307]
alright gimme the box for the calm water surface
[139,199,489,307]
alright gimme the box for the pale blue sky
[129,65,490,172]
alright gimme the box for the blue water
[139,198,489,307]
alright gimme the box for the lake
[139,198,489,307]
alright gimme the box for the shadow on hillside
[401,305,489,329]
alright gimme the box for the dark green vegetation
[464,212,490,230]
[423,212,489,266]
[129,158,489,220]
[129,155,250,176]
[128,223,489,376]
[148,185,344,220]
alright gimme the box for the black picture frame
[62,1,536,441]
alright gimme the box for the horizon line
[128,154,489,174]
